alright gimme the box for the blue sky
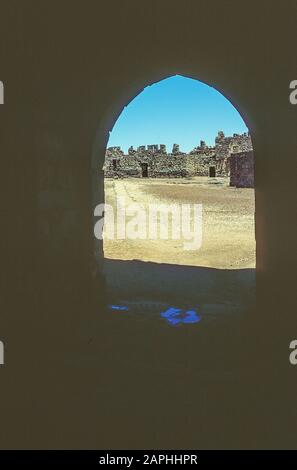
[107,75,248,153]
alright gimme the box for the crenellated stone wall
[104,131,253,185]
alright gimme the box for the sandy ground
[103,176,255,269]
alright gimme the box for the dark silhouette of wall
[0,0,296,449]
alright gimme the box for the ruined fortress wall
[229,150,254,188]
[104,151,217,178]
[215,132,252,176]
[104,132,253,182]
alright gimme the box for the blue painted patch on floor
[108,303,201,326]
[108,304,129,311]
[160,307,201,326]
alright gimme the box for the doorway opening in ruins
[209,166,216,177]
[141,163,148,177]
[100,75,256,321]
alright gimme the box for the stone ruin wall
[214,131,252,176]
[229,150,254,188]
[104,131,253,184]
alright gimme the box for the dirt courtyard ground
[103,176,255,270]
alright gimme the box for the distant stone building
[104,131,254,187]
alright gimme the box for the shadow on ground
[104,258,255,319]
[88,259,273,449]
[102,258,256,373]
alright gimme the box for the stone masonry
[104,131,254,187]
[229,150,254,188]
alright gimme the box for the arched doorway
[93,74,256,323]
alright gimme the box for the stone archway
[91,73,257,295]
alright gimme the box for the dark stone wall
[229,150,254,187]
